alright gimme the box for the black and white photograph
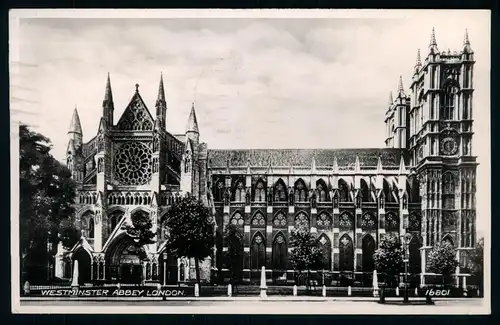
[10,9,490,314]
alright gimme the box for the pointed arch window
[294,212,309,230]
[360,213,376,230]
[272,233,287,271]
[362,234,376,273]
[317,180,328,202]
[184,154,191,173]
[339,234,354,271]
[274,179,287,202]
[383,179,395,203]
[88,218,95,238]
[338,180,350,202]
[409,235,422,274]
[339,213,353,230]
[440,82,458,120]
[214,180,225,202]
[318,235,332,270]
[251,212,266,227]
[234,180,245,202]
[361,179,371,202]
[254,179,266,202]
[251,233,266,270]
[273,211,287,227]
[108,211,124,234]
[316,212,332,228]
[385,213,399,231]
[408,214,421,232]
[294,179,307,202]
[230,212,244,226]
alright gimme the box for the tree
[468,238,484,294]
[224,224,244,286]
[163,195,215,286]
[427,241,459,286]
[121,210,156,261]
[374,233,403,288]
[289,228,323,288]
[19,124,79,283]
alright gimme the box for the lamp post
[401,233,411,303]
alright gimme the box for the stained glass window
[251,212,266,226]
[254,180,266,202]
[114,142,153,185]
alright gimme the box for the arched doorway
[318,234,332,270]
[105,234,142,283]
[362,234,376,286]
[72,248,92,285]
[339,234,354,271]
[272,232,287,280]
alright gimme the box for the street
[16,297,488,315]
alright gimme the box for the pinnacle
[397,75,405,97]
[157,73,165,102]
[464,28,470,45]
[186,102,199,134]
[69,106,82,135]
[430,27,437,46]
[415,49,422,66]
[388,91,394,106]
[104,73,113,103]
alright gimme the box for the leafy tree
[19,124,79,283]
[427,241,459,286]
[289,228,323,288]
[468,237,484,293]
[163,195,215,285]
[224,224,244,286]
[121,210,156,261]
[374,233,403,288]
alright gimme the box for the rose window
[251,213,266,226]
[273,212,287,227]
[339,213,353,229]
[317,212,331,227]
[114,142,153,185]
[230,213,244,226]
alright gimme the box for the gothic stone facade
[57,29,477,286]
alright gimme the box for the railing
[107,191,152,206]
[78,191,98,205]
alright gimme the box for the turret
[102,73,114,126]
[67,106,83,182]
[68,106,83,150]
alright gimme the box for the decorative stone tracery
[114,142,153,185]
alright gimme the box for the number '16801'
[425,289,450,296]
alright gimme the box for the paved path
[16,297,488,315]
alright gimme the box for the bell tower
[408,29,477,274]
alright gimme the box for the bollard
[293,285,297,296]
[194,283,199,297]
[347,286,351,296]
[426,295,434,305]
[396,287,399,296]
[117,283,121,290]
[322,285,326,297]
[415,287,418,296]
[379,286,385,304]
[228,284,232,297]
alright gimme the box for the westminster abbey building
[56,29,477,287]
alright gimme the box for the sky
[10,10,490,237]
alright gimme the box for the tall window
[440,83,458,120]
[338,179,350,202]
[254,179,266,202]
[88,218,94,238]
[362,234,376,273]
[251,212,266,227]
[251,233,266,270]
[294,179,307,202]
[274,179,287,202]
[214,180,225,202]
[294,212,309,230]
[360,179,370,202]
[272,233,287,271]
[317,180,328,202]
[318,235,332,270]
[184,156,190,173]
[339,234,354,271]
[234,180,245,202]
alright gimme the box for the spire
[397,75,405,98]
[68,106,82,135]
[388,91,394,106]
[429,28,439,54]
[104,73,113,104]
[463,28,473,53]
[186,102,199,134]
[157,73,166,103]
[415,49,422,69]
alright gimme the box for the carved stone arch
[385,212,399,232]
[253,177,267,202]
[317,233,332,270]
[229,211,245,226]
[250,231,266,270]
[360,212,377,231]
[274,178,288,202]
[232,176,246,202]
[272,210,287,228]
[360,178,371,202]
[272,231,288,271]
[339,211,354,230]
[107,209,126,235]
[294,211,310,230]
[250,211,266,227]
[383,178,395,203]
[361,233,376,273]
[71,247,92,285]
[294,178,308,202]
[316,178,329,202]
[338,178,351,202]
[129,206,150,217]
[441,234,455,247]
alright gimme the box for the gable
[116,92,154,131]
